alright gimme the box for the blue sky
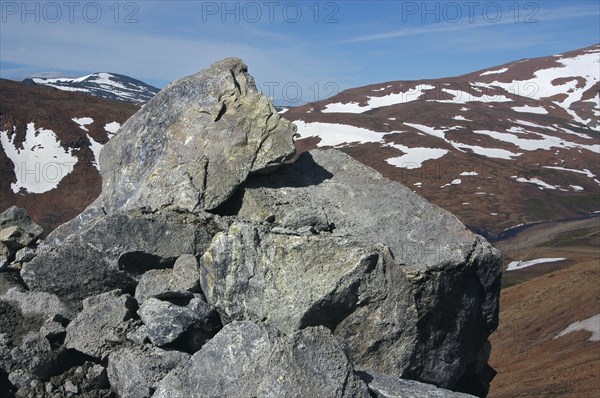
[1,1,598,104]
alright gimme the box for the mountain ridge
[22,72,160,105]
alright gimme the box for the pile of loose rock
[0,58,501,398]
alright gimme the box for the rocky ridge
[1,58,501,397]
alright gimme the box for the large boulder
[99,57,296,214]
[64,290,137,360]
[107,345,189,398]
[154,321,370,398]
[21,210,222,307]
[200,150,502,394]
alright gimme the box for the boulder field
[1,58,501,397]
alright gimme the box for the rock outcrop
[1,58,500,398]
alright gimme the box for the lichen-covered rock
[201,150,502,394]
[154,322,370,398]
[107,345,189,398]
[153,321,277,398]
[138,295,219,348]
[99,58,296,214]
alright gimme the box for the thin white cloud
[345,4,599,43]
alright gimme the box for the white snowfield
[87,134,103,172]
[293,120,449,169]
[512,105,548,114]
[506,257,566,271]
[72,117,94,131]
[0,123,78,194]
[480,67,509,76]
[486,49,600,127]
[512,176,559,190]
[322,84,435,113]
[104,121,121,135]
[555,314,600,342]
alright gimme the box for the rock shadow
[212,152,333,216]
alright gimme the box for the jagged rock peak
[99,57,296,214]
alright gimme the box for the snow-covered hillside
[23,72,160,104]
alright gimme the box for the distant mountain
[0,78,139,231]
[284,44,600,238]
[23,72,160,104]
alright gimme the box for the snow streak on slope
[555,314,600,342]
[0,123,78,194]
[323,84,435,113]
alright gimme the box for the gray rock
[135,254,201,304]
[138,295,218,348]
[155,322,370,398]
[201,150,502,393]
[0,254,8,270]
[64,380,78,394]
[99,58,296,214]
[8,369,33,389]
[64,290,137,359]
[14,247,36,264]
[127,324,149,345]
[107,345,189,398]
[358,370,476,397]
[256,326,370,398]
[153,321,277,398]
[10,331,59,379]
[0,206,43,246]
[0,226,34,251]
[0,287,72,319]
[21,210,221,308]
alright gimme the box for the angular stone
[0,207,43,245]
[358,370,477,398]
[64,290,137,359]
[0,287,72,319]
[107,345,189,398]
[21,211,221,307]
[155,322,370,398]
[138,295,219,348]
[135,254,201,304]
[99,58,296,214]
[256,326,370,398]
[202,149,502,392]
[153,321,277,398]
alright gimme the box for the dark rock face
[3,59,499,398]
[21,211,220,308]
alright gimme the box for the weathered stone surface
[14,247,36,264]
[201,150,502,393]
[0,207,43,245]
[0,287,72,319]
[135,254,201,304]
[99,58,296,214]
[155,322,370,398]
[107,345,189,398]
[9,331,61,379]
[256,326,370,398]
[64,290,137,359]
[358,369,476,398]
[139,295,219,348]
[21,211,221,307]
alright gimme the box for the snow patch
[506,257,566,271]
[555,314,600,342]
[512,105,548,114]
[86,134,103,171]
[480,67,509,76]
[0,123,78,194]
[104,122,121,135]
[72,117,94,131]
